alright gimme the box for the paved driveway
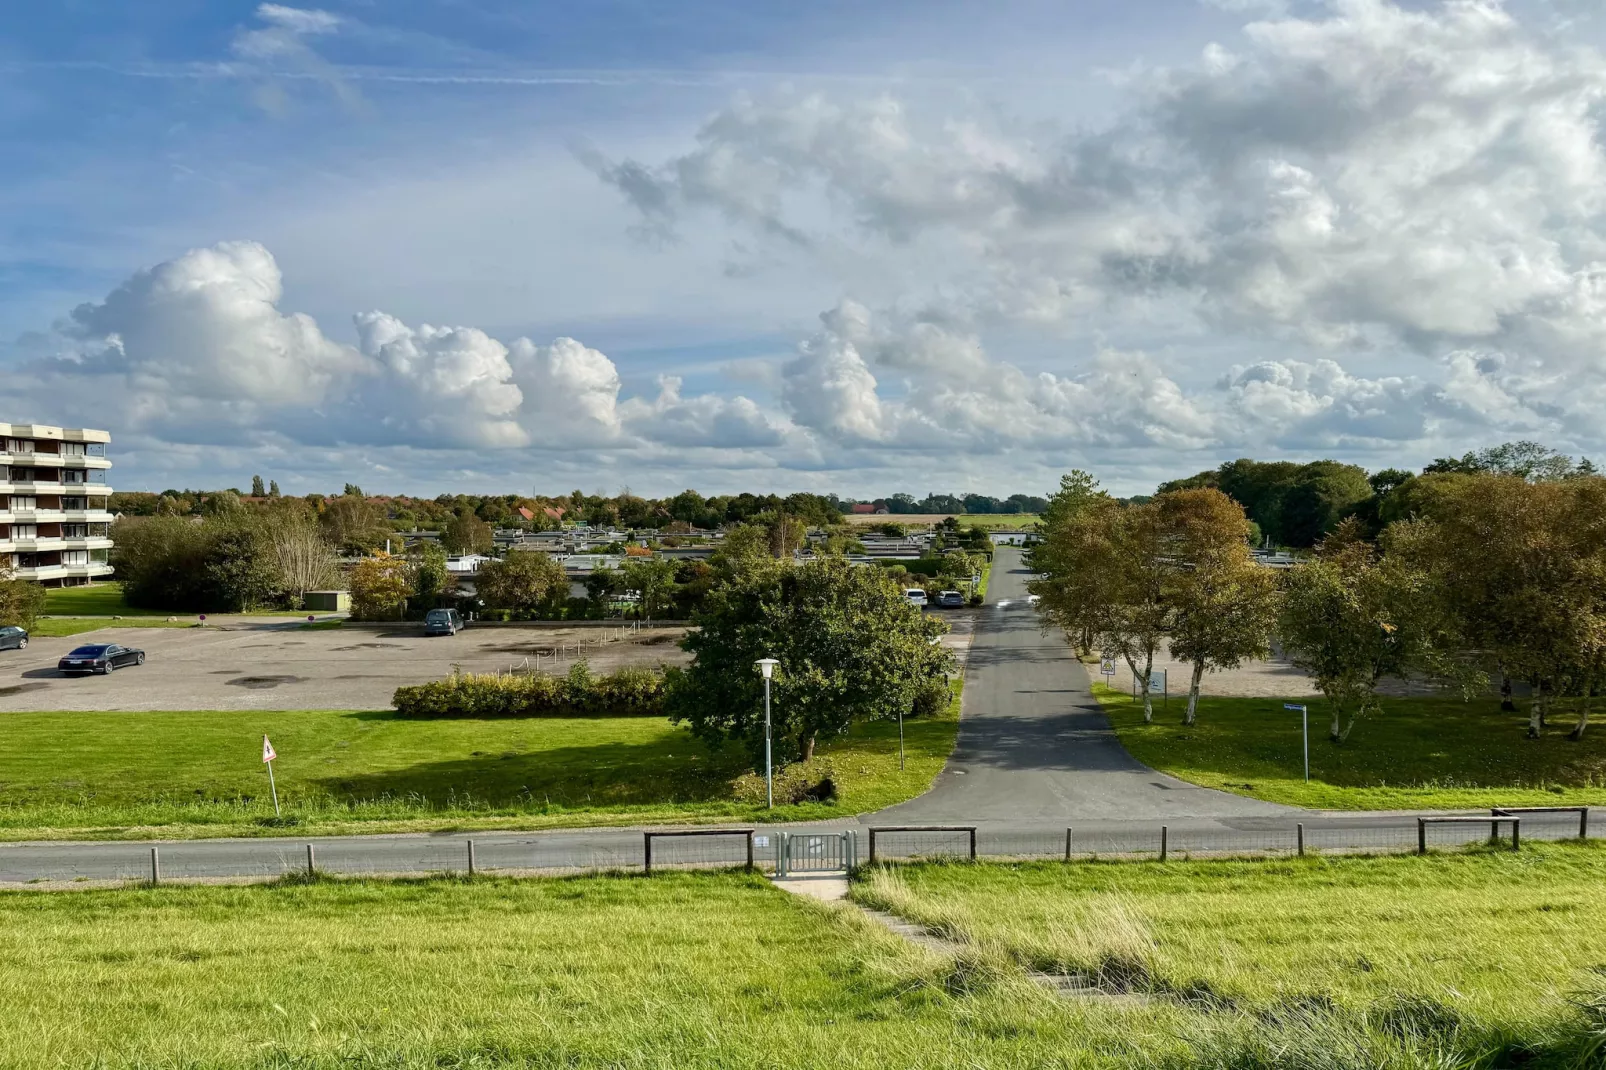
[876,548,1293,826]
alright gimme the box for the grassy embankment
[1094,681,1606,810]
[0,683,961,841]
[853,841,1606,1067]
[3,845,1605,1067]
[32,582,192,637]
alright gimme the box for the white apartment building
[0,423,114,587]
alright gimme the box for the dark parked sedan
[58,643,146,675]
[0,626,26,651]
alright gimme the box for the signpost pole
[1284,704,1309,782]
[262,735,281,816]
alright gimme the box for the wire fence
[1,809,1593,885]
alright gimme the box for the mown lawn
[28,618,195,638]
[41,582,167,617]
[1096,682,1606,809]
[856,842,1606,1067]
[0,684,961,840]
[4,850,1605,1069]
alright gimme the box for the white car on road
[905,588,928,608]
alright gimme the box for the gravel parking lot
[0,622,693,712]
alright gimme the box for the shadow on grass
[309,735,752,808]
[1105,690,1606,791]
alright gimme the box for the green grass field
[3,848,1604,1068]
[0,684,961,840]
[1096,682,1606,809]
[28,618,195,638]
[853,842,1606,1067]
[40,582,168,617]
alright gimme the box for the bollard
[467,839,476,876]
[1159,826,1168,863]
[1417,819,1427,855]
[306,843,316,876]
[1065,827,1073,862]
[1583,808,1590,841]
[1297,823,1304,857]
[150,846,160,886]
[1512,818,1520,852]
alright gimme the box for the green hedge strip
[393,664,664,718]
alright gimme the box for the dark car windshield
[425,610,451,622]
[68,645,109,656]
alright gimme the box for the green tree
[0,565,46,629]
[250,475,266,497]
[268,479,281,498]
[442,509,494,555]
[1028,482,1120,657]
[320,496,389,555]
[584,567,619,614]
[476,550,567,616]
[200,521,278,612]
[620,557,677,621]
[1277,522,1432,742]
[667,557,954,766]
[410,542,453,610]
[1158,489,1280,725]
[348,554,411,621]
[263,508,337,609]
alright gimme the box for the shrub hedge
[393,662,664,718]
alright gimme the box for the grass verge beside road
[1095,681,1606,809]
[0,683,961,840]
[27,618,195,638]
[854,841,1606,1066]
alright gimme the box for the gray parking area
[0,623,693,712]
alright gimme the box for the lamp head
[755,657,779,680]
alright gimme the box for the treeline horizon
[105,485,1050,530]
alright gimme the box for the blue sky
[5,0,1606,498]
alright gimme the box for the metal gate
[775,830,858,876]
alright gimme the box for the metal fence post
[467,839,476,876]
[968,827,977,861]
[643,833,652,875]
[746,831,755,873]
[1583,808,1590,840]
[1417,818,1427,855]
[306,844,315,876]
[1512,818,1520,852]
[150,846,159,886]
[868,828,878,865]
[1159,826,1168,862]
[1296,823,1304,857]
[1065,827,1073,862]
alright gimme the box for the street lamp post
[755,658,779,809]
[1283,703,1309,782]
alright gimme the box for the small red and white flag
[262,735,277,763]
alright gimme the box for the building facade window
[10,496,36,512]
[61,550,88,566]
[9,524,37,540]
[62,496,87,511]
[62,523,87,538]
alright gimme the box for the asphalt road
[878,549,1291,826]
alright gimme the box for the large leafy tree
[619,558,677,621]
[476,549,567,616]
[442,509,494,555]
[1159,489,1280,726]
[1277,522,1433,742]
[668,558,953,767]
[348,554,412,621]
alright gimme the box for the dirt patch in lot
[0,623,694,713]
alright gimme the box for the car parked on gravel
[423,608,464,636]
[905,588,928,608]
[935,590,965,608]
[0,626,26,651]
[58,643,146,675]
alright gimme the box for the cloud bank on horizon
[8,0,1606,496]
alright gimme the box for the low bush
[732,758,839,805]
[392,661,664,717]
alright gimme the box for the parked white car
[905,588,928,608]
